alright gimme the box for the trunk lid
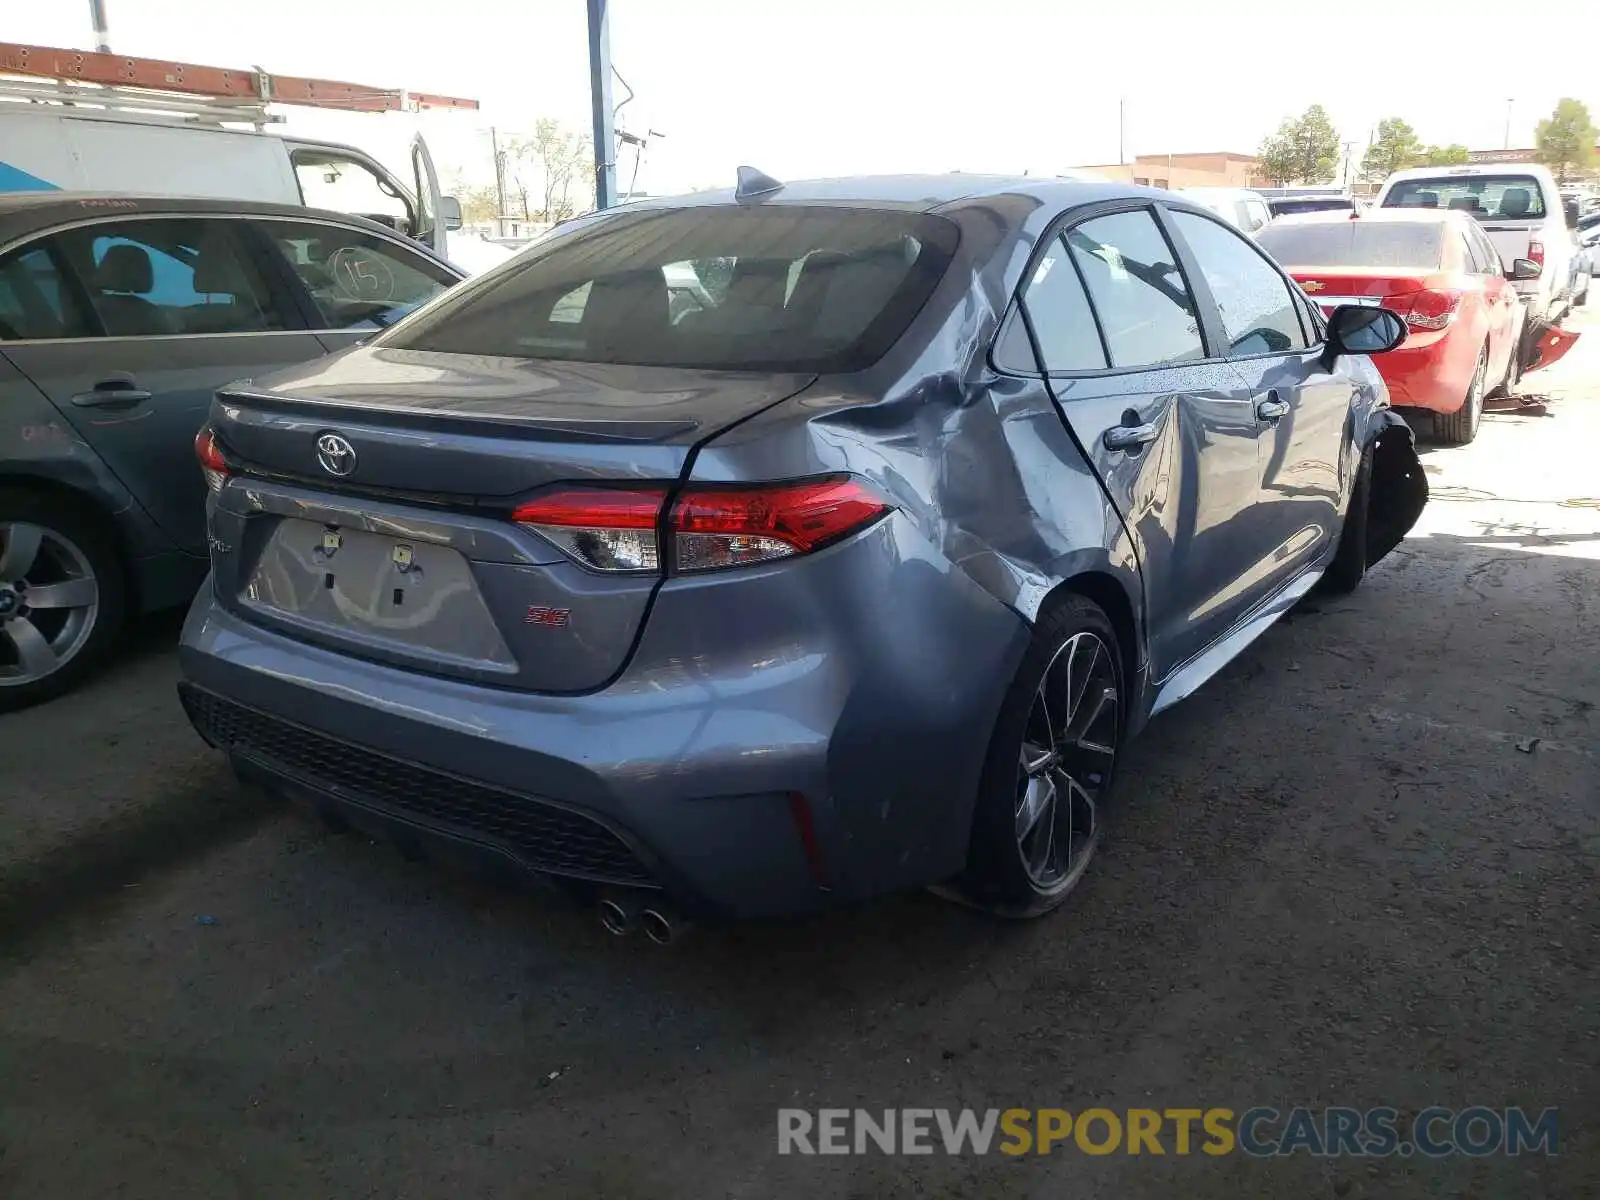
[1289,268,1434,314]
[216,346,813,493]
[209,346,815,692]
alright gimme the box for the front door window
[292,151,414,237]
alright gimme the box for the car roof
[0,191,431,249]
[608,172,1167,214]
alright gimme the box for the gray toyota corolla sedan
[178,171,1427,926]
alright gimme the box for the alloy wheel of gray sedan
[1015,630,1119,891]
[0,520,102,689]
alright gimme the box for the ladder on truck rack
[0,41,478,127]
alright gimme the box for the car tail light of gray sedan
[177,171,1427,923]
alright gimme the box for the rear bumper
[1377,326,1475,413]
[177,518,1031,918]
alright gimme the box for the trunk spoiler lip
[214,386,703,444]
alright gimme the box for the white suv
[1375,164,1575,328]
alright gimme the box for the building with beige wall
[1072,151,1268,190]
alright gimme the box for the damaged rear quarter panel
[688,192,1146,659]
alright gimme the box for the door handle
[70,379,151,409]
[1256,394,1291,422]
[1102,422,1159,451]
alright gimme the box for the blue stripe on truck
[0,161,62,192]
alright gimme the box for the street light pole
[587,0,617,210]
[88,0,111,52]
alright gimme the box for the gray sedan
[0,194,465,708]
[178,172,1427,923]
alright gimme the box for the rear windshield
[1382,175,1546,220]
[382,205,958,372]
[1258,221,1445,270]
[1267,197,1354,216]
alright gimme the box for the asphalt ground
[2,311,1596,1198]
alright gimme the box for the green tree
[1258,105,1342,185]
[1361,118,1423,183]
[455,183,501,226]
[1418,144,1471,167]
[1535,98,1598,183]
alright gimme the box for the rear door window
[255,219,459,330]
[1468,224,1503,275]
[1063,209,1206,368]
[1383,175,1546,219]
[997,238,1107,373]
[49,218,288,337]
[382,206,959,372]
[0,246,94,340]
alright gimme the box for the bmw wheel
[956,595,1124,918]
[0,490,126,712]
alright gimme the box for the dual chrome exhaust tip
[598,895,681,944]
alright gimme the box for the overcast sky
[12,1,1597,196]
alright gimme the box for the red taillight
[194,426,230,493]
[671,478,890,571]
[1404,289,1463,332]
[512,486,667,573]
[512,477,891,574]
[1528,238,1545,269]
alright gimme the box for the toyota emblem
[315,432,357,477]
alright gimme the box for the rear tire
[1434,345,1486,445]
[0,489,127,712]
[954,595,1125,918]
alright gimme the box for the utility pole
[1504,98,1514,150]
[587,0,617,210]
[1118,98,1126,165]
[489,127,509,235]
[1342,140,1355,189]
[88,0,111,52]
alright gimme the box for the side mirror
[1507,258,1542,282]
[1326,304,1406,359]
[440,196,464,231]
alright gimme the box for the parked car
[1176,187,1273,234]
[1576,211,1600,284]
[1258,209,1531,444]
[177,173,1427,925]
[1375,164,1576,332]
[1267,196,1358,218]
[0,193,465,708]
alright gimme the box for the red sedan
[1257,209,1525,444]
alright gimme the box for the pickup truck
[1375,164,1575,335]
